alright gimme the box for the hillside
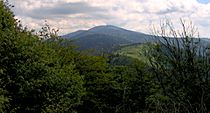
[62,25,156,54]
[62,25,210,55]
[115,43,149,62]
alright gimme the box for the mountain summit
[62,25,210,54]
[62,25,154,54]
[62,25,153,43]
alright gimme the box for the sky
[8,0,210,37]
[198,0,210,4]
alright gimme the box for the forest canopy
[0,1,209,113]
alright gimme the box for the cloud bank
[9,0,210,37]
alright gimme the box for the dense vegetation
[0,1,209,113]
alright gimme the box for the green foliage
[0,1,209,113]
[0,30,84,112]
[0,2,84,112]
[0,1,16,31]
[75,53,153,113]
[146,20,210,112]
[0,88,9,113]
[74,55,111,113]
[109,61,152,113]
[115,43,150,63]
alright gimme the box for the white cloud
[8,0,210,37]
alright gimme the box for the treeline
[0,1,210,113]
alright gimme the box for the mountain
[62,25,155,54]
[62,25,210,54]
[63,25,154,42]
[62,30,86,39]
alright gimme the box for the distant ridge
[62,25,155,42]
[61,25,210,54]
[61,25,155,54]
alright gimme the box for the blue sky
[9,0,210,38]
[198,0,210,4]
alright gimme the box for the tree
[0,1,84,112]
[146,19,210,113]
[0,1,18,111]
